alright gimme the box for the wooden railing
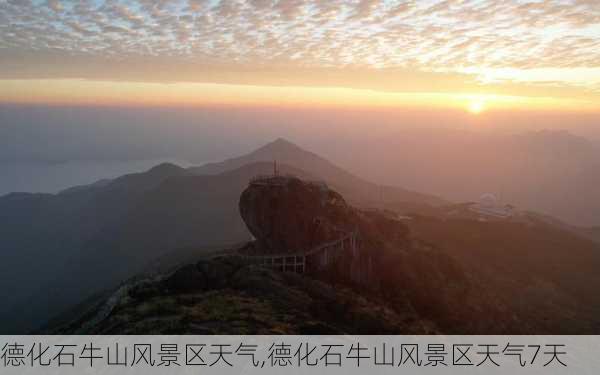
[239,231,358,274]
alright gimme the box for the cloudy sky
[1,0,600,111]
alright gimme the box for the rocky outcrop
[238,175,413,286]
[237,176,521,333]
[239,176,357,254]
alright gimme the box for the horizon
[2,97,600,222]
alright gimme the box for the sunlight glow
[468,100,486,114]
[0,79,597,113]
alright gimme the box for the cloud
[0,0,598,94]
[46,0,63,12]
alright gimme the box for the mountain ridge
[189,137,446,208]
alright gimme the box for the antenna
[273,160,278,176]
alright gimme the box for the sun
[468,99,485,114]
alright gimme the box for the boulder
[239,176,355,253]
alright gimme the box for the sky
[1,0,600,112]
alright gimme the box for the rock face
[237,175,414,285]
[239,176,356,254]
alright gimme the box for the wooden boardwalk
[240,232,358,274]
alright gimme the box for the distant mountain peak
[273,137,293,144]
[147,162,184,174]
[254,137,307,154]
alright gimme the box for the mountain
[51,175,600,334]
[49,256,436,335]
[405,214,600,333]
[5,137,600,334]
[189,138,445,209]
[331,129,600,226]
[0,139,443,333]
[0,162,279,333]
[45,177,482,334]
[0,161,194,333]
